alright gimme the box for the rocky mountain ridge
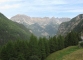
[57,14,83,35]
[10,14,70,37]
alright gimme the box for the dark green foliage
[29,34,39,56]
[57,35,64,50]
[52,36,58,51]
[0,13,31,45]
[43,37,50,57]
[0,41,15,60]
[38,37,46,60]
[14,40,29,60]
[49,37,56,53]
[65,32,80,47]
[17,54,25,60]
[0,40,29,60]
[0,33,80,60]
[49,36,59,53]
[29,55,40,60]
[9,57,17,60]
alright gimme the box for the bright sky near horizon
[0,0,83,18]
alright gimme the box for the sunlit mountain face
[10,14,70,37]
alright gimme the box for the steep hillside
[10,14,70,37]
[57,14,83,35]
[63,49,83,60]
[0,13,31,45]
[45,46,83,60]
[73,18,83,33]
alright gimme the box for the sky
[0,0,83,18]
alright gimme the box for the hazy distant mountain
[11,14,70,37]
[57,14,83,35]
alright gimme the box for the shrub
[80,42,83,47]
[29,55,40,60]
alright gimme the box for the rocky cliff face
[10,14,70,37]
[57,14,83,35]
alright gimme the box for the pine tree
[52,36,58,51]
[0,40,30,60]
[38,37,46,60]
[17,53,25,60]
[49,36,58,53]
[14,40,29,60]
[0,41,15,60]
[64,32,80,47]
[57,35,64,50]
[29,34,39,57]
[29,55,40,60]
[43,37,50,57]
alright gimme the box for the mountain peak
[78,14,83,19]
[14,14,30,17]
[10,14,70,37]
[57,14,83,35]
[16,14,26,16]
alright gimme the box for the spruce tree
[49,37,57,53]
[29,34,39,57]
[38,37,46,60]
[17,53,25,60]
[0,41,15,60]
[64,32,80,47]
[29,55,40,60]
[57,35,64,50]
[43,37,50,57]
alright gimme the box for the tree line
[0,31,81,60]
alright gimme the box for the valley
[0,12,83,60]
[0,0,83,60]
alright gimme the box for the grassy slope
[45,46,82,60]
[63,48,83,60]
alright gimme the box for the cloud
[19,0,67,12]
[39,0,66,5]
[0,0,22,3]
[23,0,66,6]
[0,4,21,10]
[0,0,83,18]
[65,0,83,4]
[64,9,83,13]
[21,0,83,11]
[0,0,22,10]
